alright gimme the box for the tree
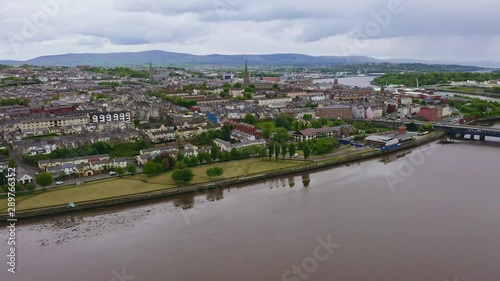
[289,143,296,159]
[203,153,213,163]
[133,118,140,128]
[143,161,162,176]
[26,183,36,192]
[312,120,322,128]
[419,123,434,132]
[127,164,137,175]
[206,166,224,180]
[187,155,199,167]
[272,83,279,90]
[211,143,219,161]
[275,114,293,129]
[259,146,268,160]
[303,114,313,120]
[243,113,257,124]
[116,167,126,177]
[303,143,311,160]
[281,143,288,160]
[268,143,274,161]
[162,158,170,171]
[275,143,281,161]
[176,151,185,162]
[36,172,54,189]
[7,158,16,168]
[263,128,271,139]
[233,82,242,88]
[171,168,194,184]
[174,161,188,170]
[274,128,289,143]
[231,148,240,160]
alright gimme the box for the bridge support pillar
[480,135,486,141]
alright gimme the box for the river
[1,141,499,281]
[313,76,376,88]
[314,76,500,103]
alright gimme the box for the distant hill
[0,50,382,67]
[0,50,497,68]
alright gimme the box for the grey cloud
[0,0,499,61]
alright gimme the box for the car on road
[55,181,64,185]
[109,171,118,176]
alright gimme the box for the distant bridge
[432,124,500,140]
[370,120,500,140]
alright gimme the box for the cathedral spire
[149,61,153,81]
[243,59,250,87]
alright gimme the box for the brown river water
[1,141,500,281]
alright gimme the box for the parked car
[109,171,118,176]
[55,181,64,185]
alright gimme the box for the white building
[400,97,413,106]
[365,106,383,119]
[352,105,366,119]
[441,105,452,117]
[397,107,410,118]
[258,98,292,107]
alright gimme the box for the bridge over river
[370,120,500,141]
[433,124,500,140]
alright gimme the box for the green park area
[0,158,306,212]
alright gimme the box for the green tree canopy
[143,161,163,176]
[171,168,194,184]
[281,143,288,160]
[243,114,258,124]
[268,142,275,161]
[288,143,296,159]
[36,172,54,188]
[303,143,311,160]
[275,114,293,130]
[116,166,126,176]
[206,166,224,179]
[274,128,290,143]
[274,143,281,161]
[127,164,137,175]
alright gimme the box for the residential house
[16,167,34,185]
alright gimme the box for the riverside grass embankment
[0,132,445,220]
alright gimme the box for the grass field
[0,158,306,212]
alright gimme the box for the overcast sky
[1,0,499,61]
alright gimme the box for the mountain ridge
[0,50,498,68]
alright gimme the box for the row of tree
[267,142,297,161]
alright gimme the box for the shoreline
[0,132,445,220]
[431,88,500,99]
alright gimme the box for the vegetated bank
[0,132,445,220]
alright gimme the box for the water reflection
[302,172,311,187]
[206,187,224,202]
[172,194,195,210]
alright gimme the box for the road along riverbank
[0,132,445,220]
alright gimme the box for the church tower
[149,61,153,81]
[243,60,250,87]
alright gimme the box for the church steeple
[149,61,153,81]
[243,59,250,87]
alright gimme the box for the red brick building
[316,105,352,119]
[225,121,263,138]
[419,106,439,121]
